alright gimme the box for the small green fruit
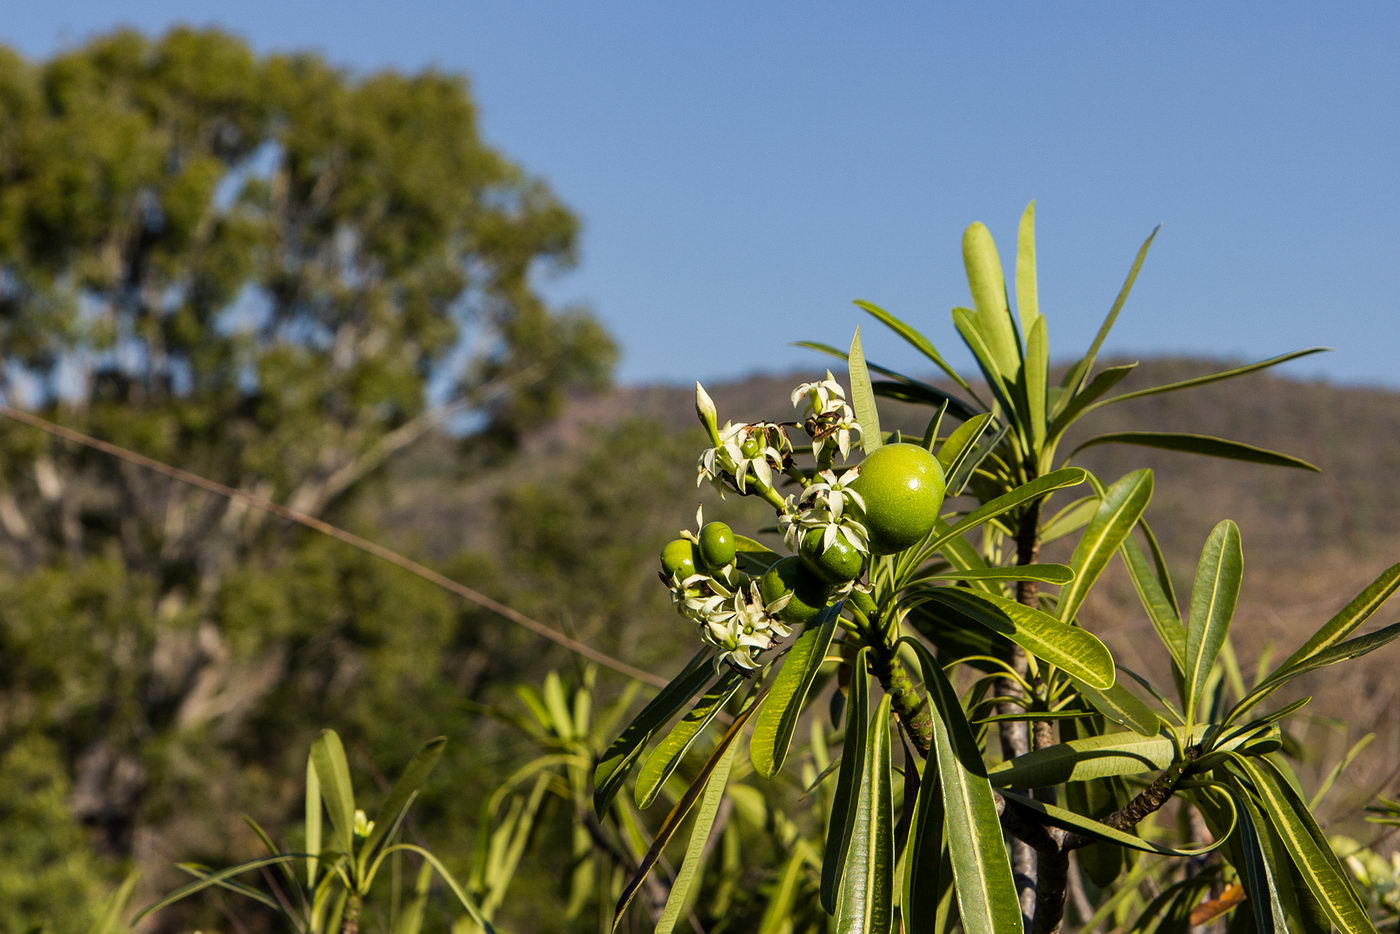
[849,442,946,555]
[739,433,763,458]
[660,538,699,580]
[799,528,865,584]
[698,521,736,569]
[759,556,832,625]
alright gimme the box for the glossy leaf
[999,791,1224,857]
[1229,755,1375,934]
[133,855,303,923]
[637,669,743,807]
[1061,225,1158,394]
[901,749,950,933]
[835,695,894,934]
[822,648,870,913]
[900,637,986,774]
[1059,469,1154,623]
[936,412,993,475]
[931,684,1021,934]
[385,843,498,932]
[913,563,1074,585]
[593,650,713,816]
[1121,536,1186,676]
[1038,495,1098,545]
[1275,562,1400,673]
[962,222,1020,381]
[1089,347,1330,410]
[363,736,446,871]
[758,842,813,934]
[1183,520,1243,721]
[854,299,973,392]
[654,736,740,934]
[849,327,883,453]
[952,306,1015,415]
[923,467,1087,562]
[916,587,1115,690]
[310,729,356,858]
[1048,363,1136,434]
[1232,621,1400,723]
[1015,201,1040,334]
[1071,431,1320,472]
[1024,315,1048,448]
[612,695,762,931]
[752,607,840,778]
[1070,678,1160,736]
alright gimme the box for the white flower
[697,422,789,497]
[696,583,793,670]
[792,371,862,462]
[780,468,870,553]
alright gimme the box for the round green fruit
[660,538,699,580]
[759,556,832,625]
[849,442,946,555]
[799,528,865,584]
[739,434,763,458]
[698,521,736,569]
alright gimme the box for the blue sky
[8,3,1399,387]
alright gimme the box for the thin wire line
[0,403,667,689]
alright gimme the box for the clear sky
[7,3,1399,387]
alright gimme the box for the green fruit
[799,528,865,584]
[849,589,878,618]
[698,521,736,569]
[739,434,763,458]
[759,556,832,624]
[660,538,699,580]
[849,442,946,555]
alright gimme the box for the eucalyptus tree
[0,27,612,858]
[597,205,1399,933]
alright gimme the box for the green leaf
[835,695,894,934]
[363,736,446,871]
[1183,520,1243,721]
[1275,562,1400,673]
[637,669,744,808]
[1232,621,1400,723]
[1047,363,1137,434]
[593,650,713,817]
[936,412,993,475]
[1121,536,1186,677]
[1024,315,1048,449]
[311,729,357,858]
[1227,784,1289,933]
[914,563,1074,586]
[999,791,1224,857]
[1062,225,1159,394]
[655,736,741,934]
[899,637,986,775]
[930,686,1021,933]
[613,695,762,931]
[1070,678,1160,736]
[305,750,322,887]
[1038,495,1098,545]
[853,299,973,392]
[952,307,1015,415]
[921,400,949,453]
[758,842,814,934]
[849,326,883,453]
[1071,431,1320,472]
[1059,469,1154,623]
[793,340,981,420]
[915,587,1115,690]
[752,607,840,779]
[822,648,870,913]
[133,855,304,923]
[1015,201,1040,334]
[1089,347,1331,410]
[384,843,498,932]
[962,222,1020,381]
[922,467,1087,563]
[92,871,140,934]
[1229,756,1376,934]
[901,751,951,934]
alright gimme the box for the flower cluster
[791,370,861,465]
[676,581,793,670]
[780,468,869,554]
[696,420,792,501]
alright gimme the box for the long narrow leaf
[962,222,1020,381]
[1276,562,1400,673]
[1071,431,1320,472]
[922,467,1087,563]
[655,737,741,934]
[311,730,356,857]
[613,693,764,930]
[637,669,744,807]
[823,648,871,912]
[1062,225,1159,394]
[1070,678,1160,736]
[1089,347,1330,410]
[999,791,1224,857]
[849,327,883,452]
[1232,621,1400,723]
[1048,363,1136,434]
[363,736,447,870]
[752,607,840,778]
[1024,316,1048,448]
[133,855,303,923]
[793,340,980,420]
[1059,469,1154,622]
[854,299,973,392]
[1121,536,1186,677]
[593,650,712,816]
[1183,520,1243,720]
[915,587,1115,690]
[1015,201,1040,334]
[836,695,894,934]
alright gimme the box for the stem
[868,638,933,759]
[1002,492,1044,919]
[342,892,362,934]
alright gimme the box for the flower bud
[695,382,721,446]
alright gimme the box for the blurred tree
[0,26,613,869]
